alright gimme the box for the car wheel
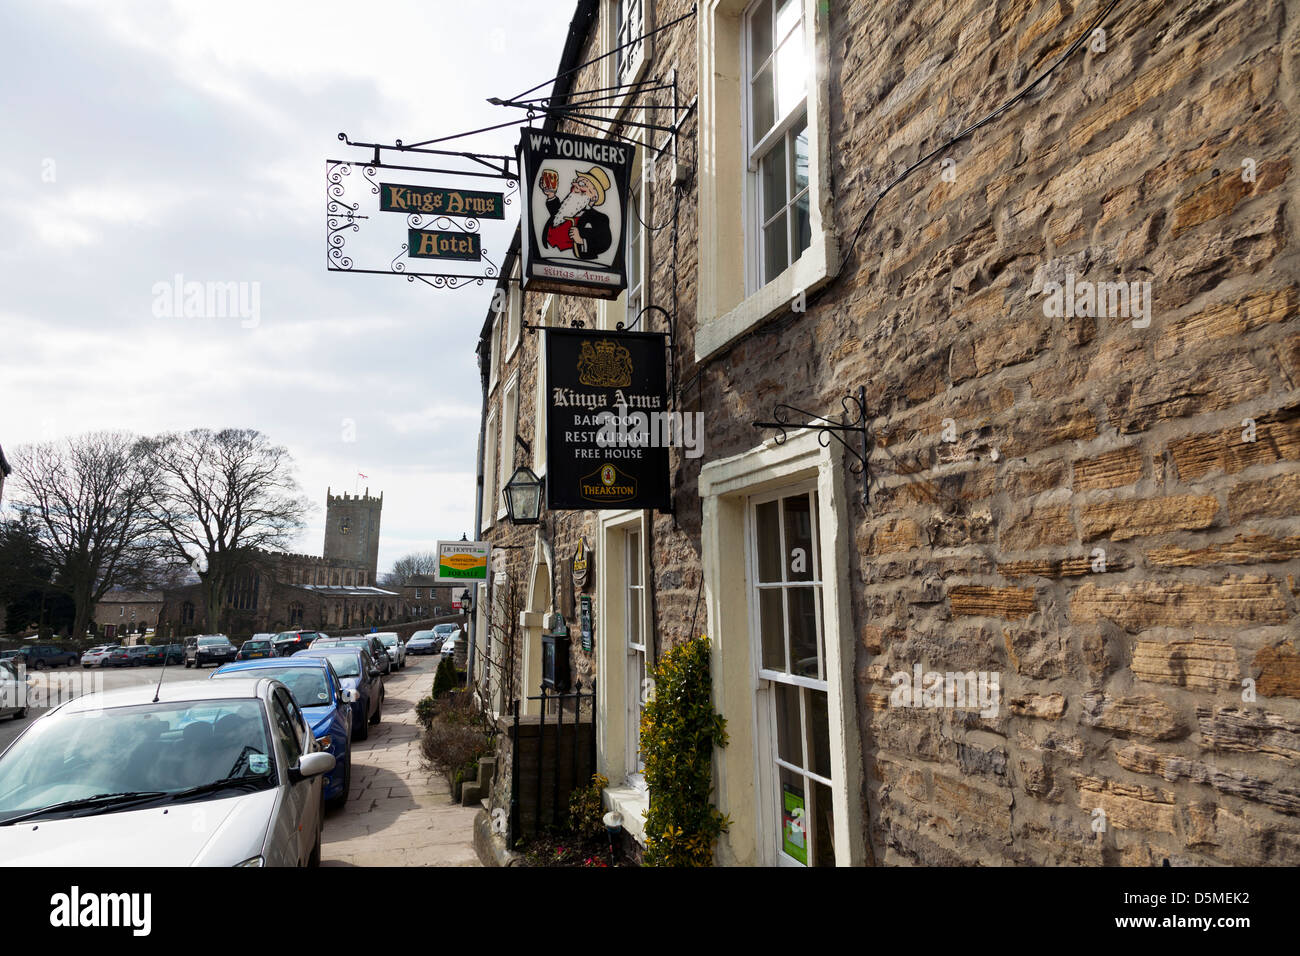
[370,692,382,725]
[12,708,25,720]
[328,759,350,810]
[184,660,192,669]
[33,660,45,671]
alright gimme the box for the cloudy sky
[0,0,574,575]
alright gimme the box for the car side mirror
[341,688,359,703]
[292,751,336,782]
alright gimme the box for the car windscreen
[302,651,361,678]
[214,668,331,708]
[379,635,398,647]
[0,698,274,823]
[198,636,230,646]
[434,625,457,636]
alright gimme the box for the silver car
[0,678,333,866]
[374,632,405,671]
[0,660,27,720]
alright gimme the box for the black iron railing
[508,681,596,846]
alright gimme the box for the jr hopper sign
[546,328,670,512]
[435,540,490,584]
[517,128,632,299]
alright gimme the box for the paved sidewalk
[321,655,479,866]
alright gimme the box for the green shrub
[640,636,730,866]
[431,655,459,699]
[568,773,610,841]
[415,696,437,729]
[420,689,492,788]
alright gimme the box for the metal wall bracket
[752,386,872,505]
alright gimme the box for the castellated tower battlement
[323,486,383,575]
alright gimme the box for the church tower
[323,487,382,576]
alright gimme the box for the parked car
[184,635,237,668]
[373,632,405,670]
[312,637,391,676]
[0,660,27,720]
[405,630,438,655]
[142,644,184,667]
[80,645,120,668]
[0,677,333,866]
[296,647,383,741]
[106,646,150,668]
[236,639,275,661]
[273,630,327,658]
[12,645,79,670]
[211,658,355,808]
[432,623,461,653]
[440,635,459,661]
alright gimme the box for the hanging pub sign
[434,540,491,585]
[545,328,671,512]
[379,183,504,219]
[517,128,633,299]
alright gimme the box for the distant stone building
[157,488,400,638]
[398,575,454,619]
[94,590,164,641]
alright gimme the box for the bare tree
[383,550,438,586]
[474,570,521,716]
[9,433,162,639]
[143,429,310,634]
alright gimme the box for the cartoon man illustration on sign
[540,167,613,260]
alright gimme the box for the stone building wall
[481,0,1299,865]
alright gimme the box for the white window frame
[488,311,502,395]
[625,526,649,786]
[506,262,523,361]
[497,372,520,521]
[595,508,651,845]
[695,0,838,361]
[600,0,653,127]
[533,296,556,476]
[481,408,499,531]
[742,0,811,293]
[596,121,648,332]
[698,428,864,866]
[747,482,834,866]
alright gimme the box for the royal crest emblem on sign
[577,339,633,388]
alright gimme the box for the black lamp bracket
[752,386,871,505]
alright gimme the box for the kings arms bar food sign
[517,129,633,299]
[545,328,670,512]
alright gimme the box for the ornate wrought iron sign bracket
[752,386,872,505]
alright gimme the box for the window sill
[694,231,839,362]
[602,784,649,847]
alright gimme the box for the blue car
[210,657,355,808]
[296,647,384,742]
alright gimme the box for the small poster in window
[782,786,807,865]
